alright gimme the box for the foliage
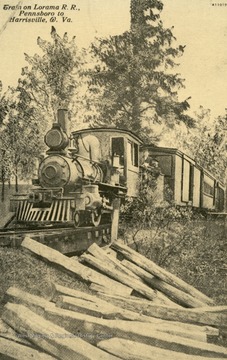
[19,27,82,123]
[0,28,86,191]
[188,108,227,181]
[156,106,227,182]
[0,85,47,191]
[120,167,204,265]
[87,0,194,138]
[120,207,226,304]
[120,164,226,306]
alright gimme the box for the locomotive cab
[72,128,142,197]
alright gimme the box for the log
[111,241,214,305]
[6,285,211,341]
[98,338,227,360]
[102,246,118,259]
[89,282,137,298]
[2,303,120,360]
[194,305,227,314]
[56,295,208,341]
[94,292,225,332]
[86,243,140,280]
[52,284,216,337]
[56,294,145,321]
[21,237,132,296]
[0,336,56,360]
[53,283,173,322]
[82,253,177,306]
[53,283,158,322]
[38,306,227,357]
[122,259,205,308]
[0,318,36,347]
[5,286,53,316]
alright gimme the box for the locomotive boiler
[11,109,142,228]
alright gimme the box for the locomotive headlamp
[45,123,69,151]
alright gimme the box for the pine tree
[20,27,83,125]
[88,0,193,138]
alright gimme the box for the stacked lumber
[1,236,227,359]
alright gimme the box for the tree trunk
[1,176,5,201]
[1,150,5,201]
[15,170,18,193]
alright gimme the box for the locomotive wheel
[91,209,102,227]
[74,211,81,227]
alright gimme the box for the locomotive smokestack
[57,109,69,135]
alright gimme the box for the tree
[0,84,16,198]
[189,108,227,181]
[19,27,84,129]
[0,85,46,192]
[87,0,193,138]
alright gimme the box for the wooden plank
[111,242,214,305]
[95,293,225,332]
[53,284,148,321]
[122,259,205,308]
[38,306,227,357]
[89,283,134,296]
[0,337,57,360]
[194,305,227,314]
[102,246,118,259]
[56,295,207,342]
[98,338,227,360]
[21,237,132,296]
[94,292,218,337]
[0,319,34,347]
[4,289,218,356]
[5,286,55,316]
[2,303,120,360]
[90,282,134,297]
[7,285,212,341]
[82,253,178,306]
[52,284,216,336]
[56,294,138,320]
[86,243,140,280]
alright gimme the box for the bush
[120,177,226,304]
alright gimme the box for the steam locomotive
[11,109,142,228]
[11,109,225,230]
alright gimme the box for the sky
[0,0,226,118]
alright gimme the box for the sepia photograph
[0,0,227,358]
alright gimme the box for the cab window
[111,137,124,166]
[128,141,139,167]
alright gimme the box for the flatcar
[10,109,225,235]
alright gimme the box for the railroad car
[143,145,225,212]
[10,109,225,233]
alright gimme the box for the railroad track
[0,224,111,254]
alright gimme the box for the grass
[0,247,91,315]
